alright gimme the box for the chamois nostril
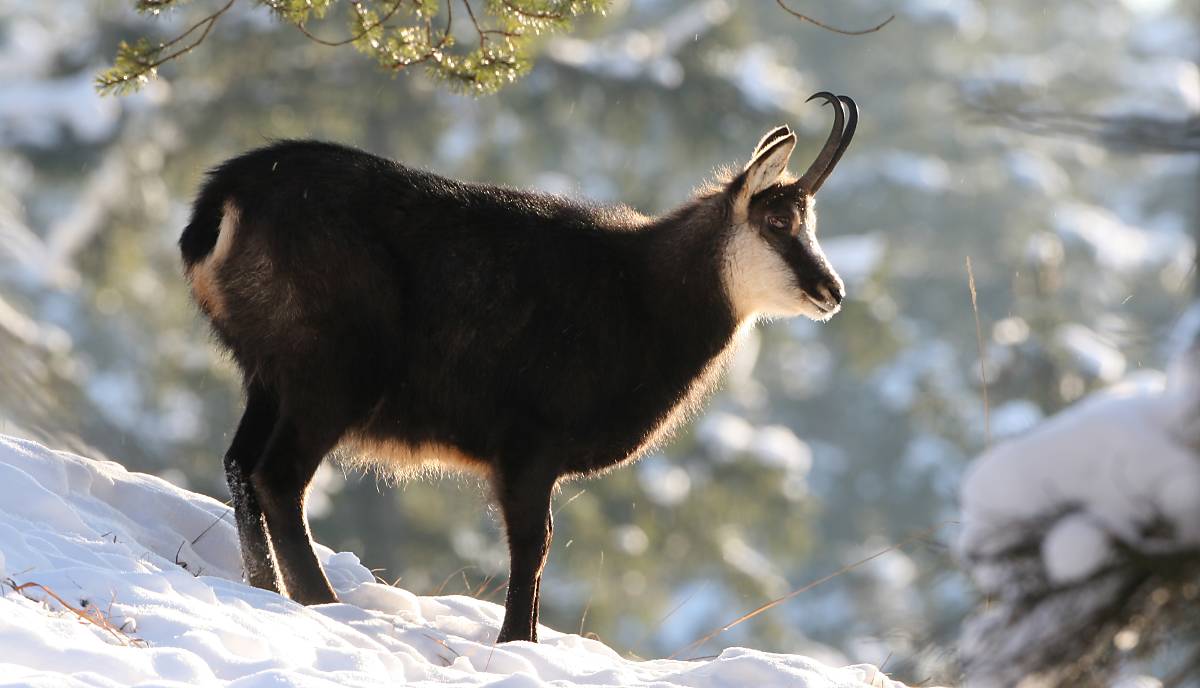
[829,283,845,305]
[815,283,842,308]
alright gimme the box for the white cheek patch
[721,226,807,321]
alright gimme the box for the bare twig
[972,98,1200,154]
[669,522,955,659]
[191,509,230,546]
[381,1,456,73]
[553,488,587,517]
[775,1,894,36]
[433,565,477,596]
[484,577,508,601]
[156,0,239,52]
[5,579,147,647]
[632,581,710,653]
[579,550,603,636]
[473,572,498,597]
[128,0,238,84]
[501,0,567,21]
[421,631,463,663]
[295,0,406,46]
[463,0,487,49]
[464,0,522,47]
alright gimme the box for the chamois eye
[766,215,789,231]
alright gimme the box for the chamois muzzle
[796,92,858,193]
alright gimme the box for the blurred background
[1,0,1197,684]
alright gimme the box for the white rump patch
[212,202,239,266]
[186,201,240,320]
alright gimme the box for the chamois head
[721,92,857,322]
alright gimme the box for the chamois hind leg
[224,383,281,592]
[251,413,342,605]
[496,466,557,643]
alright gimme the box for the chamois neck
[637,197,740,350]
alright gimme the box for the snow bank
[957,346,1200,685]
[959,370,1200,582]
[0,434,905,687]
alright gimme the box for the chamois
[182,92,858,643]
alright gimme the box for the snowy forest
[1,1,1199,686]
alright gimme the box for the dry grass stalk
[670,522,955,660]
[5,578,147,648]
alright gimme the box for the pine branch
[294,0,405,47]
[100,1,892,96]
[96,0,239,95]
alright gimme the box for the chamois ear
[730,130,796,224]
[751,125,793,159]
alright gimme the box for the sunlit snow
[0,434,911,687]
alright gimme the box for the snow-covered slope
[0,434,903,688]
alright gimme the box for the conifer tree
[98,0,608,95]
[98,1,892,96]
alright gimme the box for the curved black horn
[811,95,858,192]
[797,91,845,191]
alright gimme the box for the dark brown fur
[184,103,854,643]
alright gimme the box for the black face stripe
[752,188,807,238]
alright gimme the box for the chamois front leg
[496,468,556,643]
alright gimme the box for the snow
[1004,150,1070,196]
[902,0,986,38]
[872,340,964,413]
[709,44,810,113]
[695,412,755,462]
[960,369,1200,573]
[636,456,693,506]
[0,73,122,147]
[0,434,908,687]
[1051,202,1190,273]
[855,547,917,592]
[749,426,813,475]
[1039,513,1112,584]
[1054,323,1126,382]
[694,413,814,482]
[1129,14,1199,60]
[1116,57,1200,113]
[958,344,1200,684]
[717,528,790,598]
[0,292,70,354]
[545,0,730,90]
[836,151,953,194]
[819,235,884,288]
[987,399,1043,440]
